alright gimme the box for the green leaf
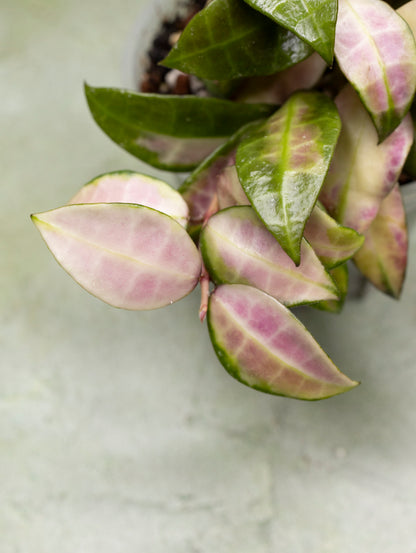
[200,206,339,306]
[161,0,313,80]
[353,185,408,298]
[304,203,364,269]
[236,91,341,265]
[85,84,275,171]
[208,284,359,400]
[335,0,416,141]
[242,0,337,65]
[312,263,349,313]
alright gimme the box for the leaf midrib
[35,216,195,279]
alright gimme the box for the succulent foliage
[33,0,416,400]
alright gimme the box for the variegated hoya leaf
[234,53,327,105]
[353,184,408,298]
[335,0,416,140]
[313,263,349,313]
[161,0,313,80]
[304,203,364,269]
[398,1,416,177]
[179,122,263,236]
[32,204,202,310]
[236,91,341,265]
[85,84,275,172]
[320,86,413,233]
[208,284,359,400]
[69,170,189,227]
[200,206,339,306]
[217,165,250,210]
[242,0,337,65]
[404,107,416,178]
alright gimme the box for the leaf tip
[30,212,42,227]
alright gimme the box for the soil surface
[139,0,207,95]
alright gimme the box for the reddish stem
[199,261,210,323]
[199,193,218,322]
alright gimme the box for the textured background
[1,1,416,551]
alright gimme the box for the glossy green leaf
[85,84,275,171]
[335,0,416,140]
[161,0,313,80]
[242,0,337,65]
[236,91,341,265]
[32,204,201,310]
[200,206,339,306]
[304,203,364,269]
[69,170,189,227]
[353,185,408,298]
[320,86,413,233]
[313,263,349,313]
[208,284,359,400]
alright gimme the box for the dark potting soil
[139,0,207,95]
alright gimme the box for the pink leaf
[216,165,250,210]
[208,284,359,400]
[335,0,416,140]
[32,204,201,310]
[234,53,327,105]
[201,206,339,306]
[320,86,413,233]
[353,184,408,298]
[69,170,189,227]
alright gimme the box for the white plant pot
[123,0,193,91]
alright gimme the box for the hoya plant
[33,0,416,400]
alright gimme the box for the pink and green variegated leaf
[242,0,337,65]
[69,170,189,228]
[399,2,416,177]
[304,203,364,269]
[217,166,250,210]
[335,0,416,141]
[200,206,339,306]
[236,91,341,265]
[353,184,408,298]
[85,85,274,172]
[313,263,349,313]
[208,284,359,400]
[234,53,327,105]
[320,86,413,233]
[404,108,416,178]
[180,122,263,237]
[31,204,201,310]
